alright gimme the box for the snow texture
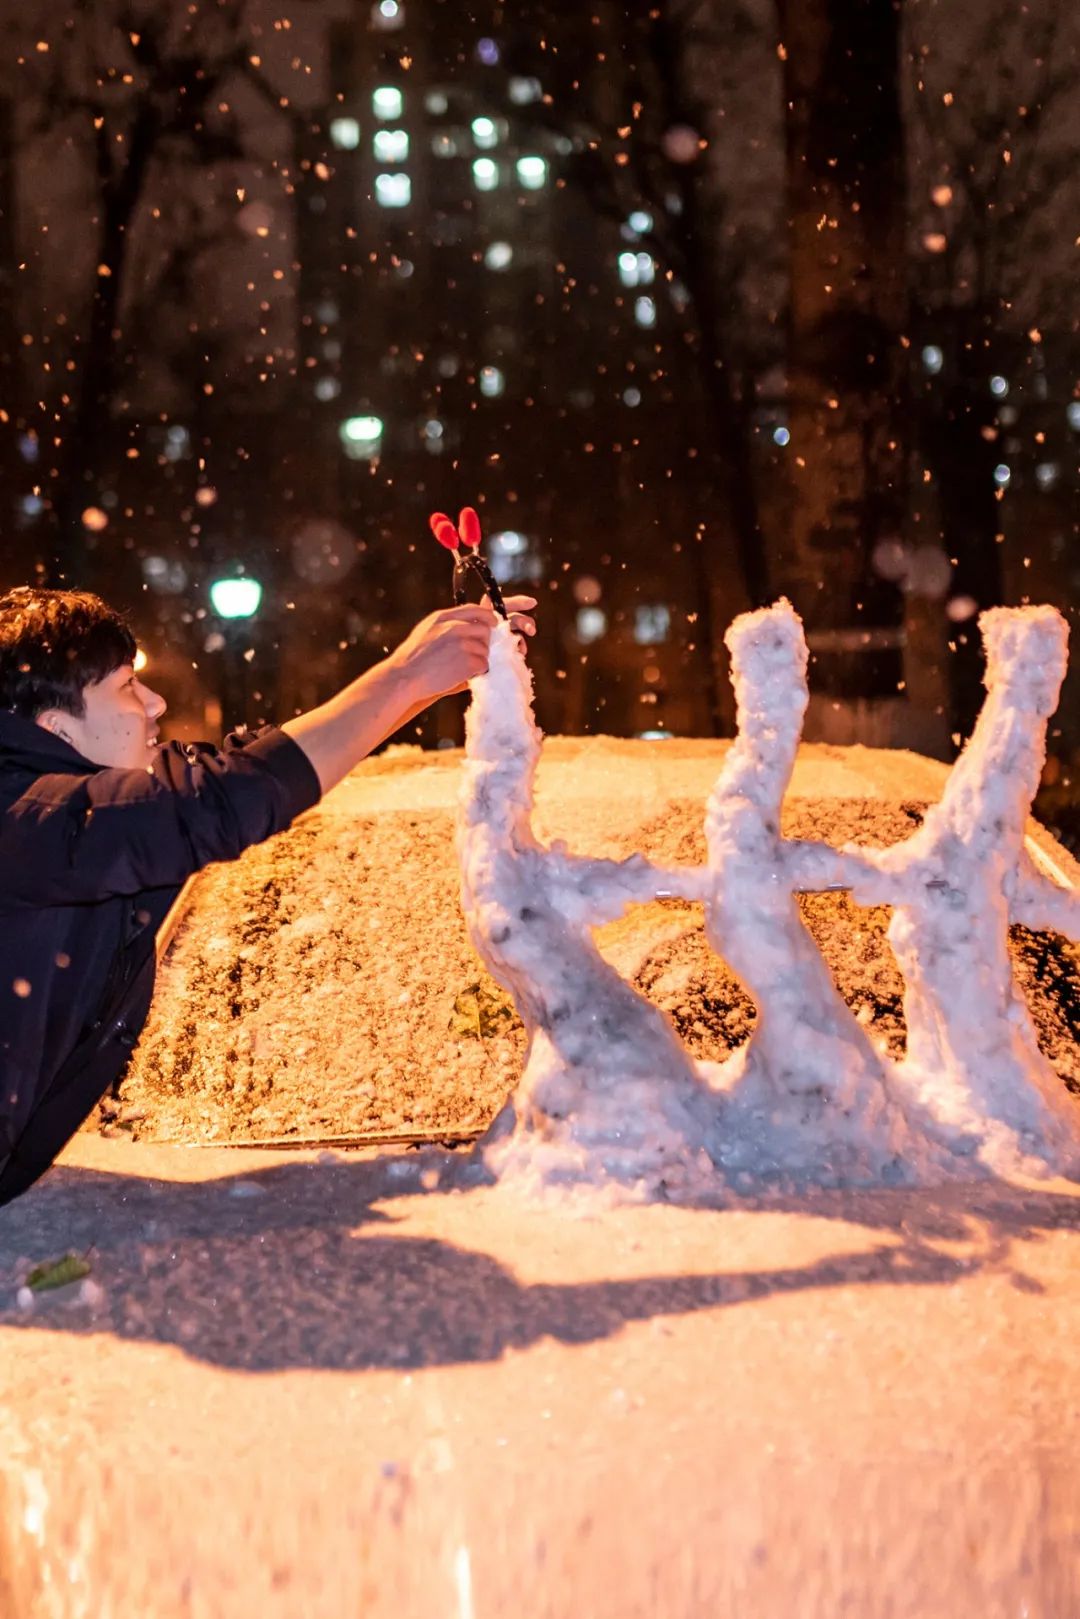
[458,604,1080,1198]
[841,606,1080,1178]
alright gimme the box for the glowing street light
[210,577,263,620]
[339,414,385,459]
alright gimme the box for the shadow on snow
[0,1151,1076,1374]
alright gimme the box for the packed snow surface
[459,604,1080,1198]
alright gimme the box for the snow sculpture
[457,604,1080,1195]
[838,606,1080,1176]
[457,619,720,1195]
[701,603,940,1183]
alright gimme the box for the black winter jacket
[0,714,321,1206]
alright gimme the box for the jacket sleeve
[0,727,322,906]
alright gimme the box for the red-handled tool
[429,506,509,620]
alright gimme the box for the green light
[339,415,384,459]
[210,577,263,619]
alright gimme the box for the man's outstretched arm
[282,596,536,796]
[0,598,535,905]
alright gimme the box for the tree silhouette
[774,0,911,718]
[502,0,783,731]
[905,0,1080,736]
[2,0,318,580]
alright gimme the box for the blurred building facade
[278,0,717,743]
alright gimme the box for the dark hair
[0,587,137,719]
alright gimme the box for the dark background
[0,0,1076,834]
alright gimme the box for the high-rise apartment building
[287,0,716,739]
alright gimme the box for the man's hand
[282,596,537,796]
[386,596,537,703]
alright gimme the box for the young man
[0,584,536,1208]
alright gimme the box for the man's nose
[142,684,167,721]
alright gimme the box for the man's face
[38,663,168,769]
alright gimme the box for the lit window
[990,374,1009,397]
[375,173,411,207]
[164,424,191,461]
[516,155,548,190]
[773,425,790,446]
[432,131,460,158]
[573,575,602,605]
[479,365,505,398]
[992,464,1011,487]
[634,604,670,645]
[509,76,542,105]
[471,116,499,149]
[373,86,404,120]
[476,37,500,65]
[472,157,499,191]
[371,0,404,28]
[485,240,513,270]
[143,555,188,594]
[618,250,654,289]
[314,377,341,401]
[374,128,409,162]
[921,344,944,374]
[339,415,385,459]
[576,607,607,644]
[330,116,361,150]
[489,530,542,585]
[425,89,449,115]
[634,295,657,328]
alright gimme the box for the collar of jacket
[0,710,98,776]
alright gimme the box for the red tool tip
[429,512,460,552]
[458,506,482,550]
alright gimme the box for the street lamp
[209,576,263,731]
[210,577,263,619]
[338,415,384,459]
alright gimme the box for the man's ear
[36,709,76,744]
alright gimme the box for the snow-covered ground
[2,1135,1080,1619]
